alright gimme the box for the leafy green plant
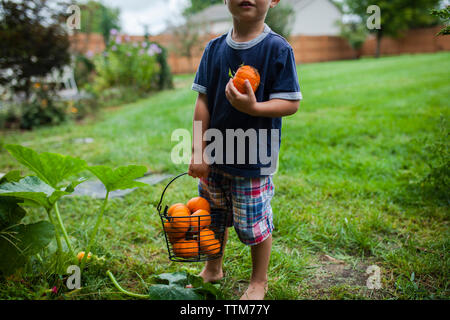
[336,21,368,57]
[419,116,449,204]
[92,36,163,94]
[80,165,148,269]
[2,144,88,256]
[430,6,450,36]
[0,144,149,276]
[265,2,295,39]
[107,270,221,300]
[0,186,55,276]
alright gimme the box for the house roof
[189,4,230,23]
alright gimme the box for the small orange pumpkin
[232,65,260,94]
[168,203,190,217]
[190,209,211,231]
[197,228,221,255]
[186,197,210,213]
[164,220,185,243]
[173,239,199,258]
[170,211,191,234]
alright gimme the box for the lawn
[0,52,448,300]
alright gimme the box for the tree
[265,2,295,39]
[430,5,450,35]
[183,0,222,16]
[337,21,368,58]
[342,0,442,57]
[168,18,203,71]
[0,0,71,97]
[79,0,121,44]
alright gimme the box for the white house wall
[291,0,342,36]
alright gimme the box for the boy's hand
[188,156,210,179]
[225,79,260,116]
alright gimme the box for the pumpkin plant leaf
[0,170,23,184]
[187,274,222,299]
[153,271,189,286]
[87,165,148,192]
[147,284,201,300]
[4,144,87,188]
[0,176,73,210]
[0,221,55,276]
[0,199,26,229]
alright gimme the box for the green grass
[0,52,449,300]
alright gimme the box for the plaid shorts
[198,166,275,246]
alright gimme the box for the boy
[188,0,301,300]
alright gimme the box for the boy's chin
[233,14,261,23]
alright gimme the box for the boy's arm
[225,79,299,118]
[188,93,210,179]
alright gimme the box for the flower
[111,45,117,51]
[110,28,118,36]
[33,82,41,89]
[149,44,162,54]
[146,44,162,56]
[141,42,147,48]
[86,50,94,58]
[115,35,122,44]
[51,286,58,294]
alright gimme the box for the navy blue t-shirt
[192,24,302,177]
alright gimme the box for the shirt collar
[226,23,271,50]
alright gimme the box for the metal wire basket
[157,172,228,262]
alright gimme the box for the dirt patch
[302,255,388,299]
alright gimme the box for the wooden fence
[69,26,450,74]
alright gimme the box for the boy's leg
[197,167,233,283]
[231,175,275,300]
[199,228,228,282]
[240,234,272,300]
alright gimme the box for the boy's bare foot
[240,281,268,300]
[199,267,224,283]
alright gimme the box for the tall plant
[265,2,295,39]
[0,144,148,276]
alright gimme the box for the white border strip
[269,92,303,101]
[191,83,207,94]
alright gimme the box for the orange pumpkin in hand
[232,65,260,94]
[186,197,210,213]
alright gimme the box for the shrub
[419,116,449,204]
[0,0,71,97]
[92,35,165,94]
[17,84,67,130]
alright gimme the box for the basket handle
[157,172,188,212]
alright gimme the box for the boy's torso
[194,24,299,177]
